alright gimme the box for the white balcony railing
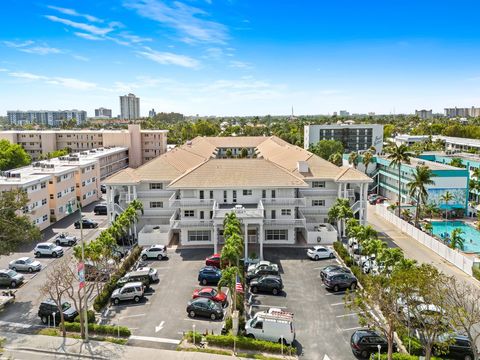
[137,190,175,198]
[263,218,306,227]
[173,219,214,228]
[168,193,215,208]
[261,198,306,207]
[299,189,338,197]
[143,209,176,217]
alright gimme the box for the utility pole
[76,201,89,343]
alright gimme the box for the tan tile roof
[168,159,308,189]
[105,168,140,184]
[335,167,373,182]
[205,136,268,148]
[293,155,345,179]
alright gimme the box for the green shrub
[74,310,96,324]
[224,316,233,332]
[185,331,203,344]
[378,354,442,360]
[397,328,424,356]
[63,322,130,337]
[205,334,295,354]
[64,322,81,333]
[473,266,480,281]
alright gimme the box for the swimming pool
[430,221,480,253]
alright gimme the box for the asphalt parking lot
[102,248,228,350]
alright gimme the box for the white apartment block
[304,124,384,154]
[120,93,140,120]
[105,136,372,259]
[415,109,433,119]
[0,124,167,168]
[0,146,128,231]
[444,107,480,118]
[7,110,87,126]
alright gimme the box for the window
[271,190,276,198]
[42,198,47,205]
[188,230,210,242]
[312,200,325,206]
[82,181,85,187]
[271,210,276,219]
[262,190,266,199]
[223,190,227,203]
[41,182,46,189]
[150,201,163,208]
[49,180,53,184]
[210,190,214,199]
[281,209,291,216]
[243,190,252,196]
[312,181,326,188]
[149,183,163,190]
[50,194,54,199]
[57,192,62,199]
[265,229,288,241]
[70,186,74,192]
[184,210,194,217]
[56,177,61,183]
[43,214,48,222]
[233,190,237,203]
[200,211,204,219]
[199,190,204,200]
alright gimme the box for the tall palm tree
[407,165,436,228]
[355,225,378,244]
[361,238,387,259]
[422,203,440,220]
[450,228,465,251]
[362,151,374,175]
[440,191,454,221]
[328,198,354,238]
[348,152,359,169]
[328,152,343,166]
[386,143,414,217]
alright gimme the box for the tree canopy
[0,139,30,171]
[309,140,344,162]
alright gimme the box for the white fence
[376,205,474,276]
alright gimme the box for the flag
[77,262,85,289]
[235,274,244,293]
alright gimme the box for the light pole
[192,324,196,346]
[377,344,381,360]
[52,312,56,328]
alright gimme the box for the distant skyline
[2,1,480,116]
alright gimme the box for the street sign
[78,262,85,289]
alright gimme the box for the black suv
[74,219,98,229]
[249,275,283,295]
[94,204,107,215]
[323,271,357,292]
[38,299,78,325]
[350,329,395,358]
[320,265,351,281]
[246,265,279,283]
[116,270,152,289]
[434,334,474,360]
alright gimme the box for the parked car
[74,218,98,229]
[198,266,222,285]
[375,196,387,204]
[0,269,24,288]
[34,243,64,258]
[186,297,224,320]
[246,264,279,283]
[245,308,295,345]
[93,204,108,215]
[434,334,474,360]
[247,260,275,272]
[350,329,394,358]
[9,257,42,273]
[116,269,152,289]
[323,271,357,292]
[249,275,283,295]
[205,253,222,268]
[54,233,77,246]
[100,184,107,194]
[141,245,167,260]
[307,245,334,260]
[136,267,159,282]
[38,299,78,325]
[192,287,227,306]
[110,282,145,305]
[367,194,379,202]
[320,265,351,280]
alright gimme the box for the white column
[127,185,131,203]
[337,182,342,198]
[259,223,264,260]
[363,182,368,225]
[359,183,364,225]
[106,186,112,224]
[244,222,248,261]
[213,224,218,253]
[133,185,137,200]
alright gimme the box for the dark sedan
[198,266,222,285]
[74,219,98,229]
[320,264,351,280]
[323,271,357,292]
[350,329,394,359]
[246,265,279,283]
[249,275,283,295]
[187,297,224,320]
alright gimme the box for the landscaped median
[38,322,130,345]
[178,332,297,359]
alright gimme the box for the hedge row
[378,354,442,360]
[204,334,295,354]
[63,322,131,337]
[73,309,96,324]
[473,266,480,281]
[93,246,142,311]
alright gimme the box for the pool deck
[428,218,480,256]
[367,205,480,289]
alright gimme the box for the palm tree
[362,151,374,175]
[217,266,242,314]
[450,228,465,251]
[407,165,436,228]
[423,222,433,234]
[449,158,464,168]
[440,191,454,221]
[348,152,359,169]
[386,143,414,217]
[422,203,440,220]
[328,198,354,238]
[346,218,361,238]
[401,209,413,223]
[355,225,378,244]
[328,152,343,166]
[361,238,387,259]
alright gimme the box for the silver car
[55,233,77,246]
[9,257,42,273]
[110,282,144,305]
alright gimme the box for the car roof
[209,253,220,257]
[36,242,52,246]
[0,269,12,273]
[313,245,327,250]
[201,266,219,271]
[122,281,143,287]
[199,287,214,292]
[128,269,150,276]
[192,297,213,304]
[354,329,380,337]
[16,257,31,261]
[260,274,281,280]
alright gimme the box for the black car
[320,265,351,280]
[93,204,107,215]
[434,334,474,360]
[246,265,279,283]
[249,275,283,295]
[38,299,78,325]
[100,184,107,194]
[74,218,98,229]
[186,297,224,320]
[323,271,357,292]
[350,329,394,358]
[116,270,152,289]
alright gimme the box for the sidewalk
[367,204,479,288]
[1,332,233,360]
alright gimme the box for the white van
[245,308,295,345]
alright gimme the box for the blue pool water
[430,221,480,253]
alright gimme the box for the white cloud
[229,60,252,69]
[74,32,105,41]
[8,71,96,90]
[72,55,90,62]
[120,33,152,43]
[124,0,229,44]
[3,40,62,55]
[3,40,34,48]
[47,5,103,23]
[9,72,47,81]
[137,47,200,68]
[45,15,117,36]
[0,68,8,72]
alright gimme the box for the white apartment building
[0,124,167,168]
[105,136,372,259]
[304,124,384,154]
[415,109,433,120]
[393,134,431,147]
[0,146,128,231]
[7,110,87,126]
[120,93,140,120]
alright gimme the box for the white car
[136,266,159,282]
[9,257,42,272]
[141,245,167,260]
[307,246,334,260]
[34,243,64,258]
[247,260,274,272]
[54,233,77,246]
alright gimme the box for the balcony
[261,198,306,207]
[143,209,176,217]
[213,203,264,220]
[263,217,306,227]
[137,190,175,198]
[299,189,338,197]
[168,192,215,208]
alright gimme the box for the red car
[205,253,222,268]
[192,287,227,305]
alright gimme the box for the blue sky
[1,0,480,116]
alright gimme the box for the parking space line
[250,304,287,309]
[119,314,145,320]
[325,291,345,296]
[335,312,360,318]
[341,326,363,332]
[331,302,350,306]
[129,335,180,345]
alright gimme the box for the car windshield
[49,243,56,249]
[149,268,155,274]
[6,270,16,277]
[210,289,218,296]
[208,300,217,308]
[25,258,33,264]
[62,302,71,310]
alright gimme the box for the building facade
[415,109,433,119]
[148,109,156,118]
[105,136,372,259]
[0,124,167,167]
[94,108,112,118]
[444,107,480,118]
[393,134,431,147]
[7,110,87,126]
[120,93,140,120]
[304,124,384,153]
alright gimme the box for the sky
[2,1,480,117]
